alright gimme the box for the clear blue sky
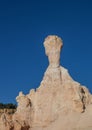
[0,0,92,103]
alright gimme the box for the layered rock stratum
[0,35,92,130]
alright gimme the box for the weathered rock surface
[0,35,92,130]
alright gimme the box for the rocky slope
[0,35,92,130]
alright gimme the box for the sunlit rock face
[44,35,63,68]
[0,35,92,130]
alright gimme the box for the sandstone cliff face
[0,35,92,130]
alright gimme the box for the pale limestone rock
[0,35,92,130]
[0,111,14,130]
[44,35,63,68]
[13,91,33,129]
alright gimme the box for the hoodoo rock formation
[0,35,92,130]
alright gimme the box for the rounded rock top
[44,35,63,47]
